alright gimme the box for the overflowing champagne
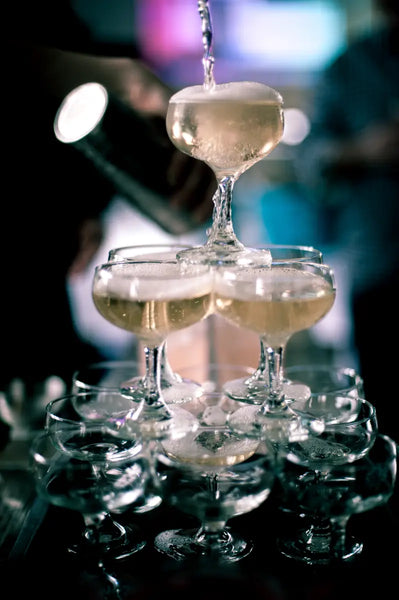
[167,82,284,179]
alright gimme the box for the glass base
[68,522,146,561]
[125,490,162,514]
[277,533,363,565]
[154,528,253,562]
[162,379,204,404]
[223,376,311,405]
[116,403,199,442]
[121,375,203,405]
[177,244,272,267]
[228,403,308,447]
[282,382,312,404]
[120,376,147,401]
[223,374,267,404]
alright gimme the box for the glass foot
[126,489,162,513]
[223,376,311,405]
[120,376,147,401]
[282,382,312,404]
[177,245,272,267]
[116,404,199,442]
[154,528,253,562]
[277,533,363,565]
[228,404,307,446]
[162,379,204,404]
[68,523,146,561]
[223,375,267,404]
[121,375,203,405]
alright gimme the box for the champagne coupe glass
[29,432,150,599]
[166,82,284,266]
[215,259,336,438]
[283,364,364,405]
[37,392,159,559]
[92,257,213,440]
[275,393,377,564]
[219,245,323,404]
[44,391,161,558]
[277,432,395,565]
[72,370,165,513]
[153,391,275,562]
[73,360,145,394]
[282,394,378,471]
[106,244,204,403]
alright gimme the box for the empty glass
[44,391,162,557]
[283,364,364,405]
[30,429,150,561]
[277,433,396,564]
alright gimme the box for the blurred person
[0,1,214,400]
[295,0,399,439]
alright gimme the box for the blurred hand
[333,119,399,169]
[68,217,104,277]
[112,59,216,223]
[36,48,216,228]
[355,120,399,165]
[166,150,216,225]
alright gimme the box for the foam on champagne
[95,262,212,301]
[214,267,335,343]
[170,81,283,104]
[92,262,213,343]
[214,267,332,301]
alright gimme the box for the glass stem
[159,341,181,386]
[330,516,350,560]
[250,339,267,382]
[193,473,230,550]
[83,513,125,546]
[206,176,243,249]
[301,517,332,555]
[194,523,231,551]
[264,343,286,410]
[143,344,167,410]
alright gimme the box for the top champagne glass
[166,81,284,266]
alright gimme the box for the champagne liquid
[93,293,212,346]
[159,451,273,522]
[162,428,259,467]
[93,261,213,346]
[215,268,335,345]
[166,82,284,178]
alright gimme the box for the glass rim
[94,258,211,273]
[322,395,376,425]
[45,390,134,419]
[108,242,195,256]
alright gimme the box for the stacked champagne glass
[84,239,390,566]
[29,55,397,570]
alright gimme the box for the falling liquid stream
[198,0,216,90]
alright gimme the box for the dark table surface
[1,438,398,600]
